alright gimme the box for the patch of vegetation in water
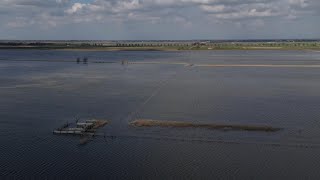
[130,119,282,132]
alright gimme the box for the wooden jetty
[53,119,108,136]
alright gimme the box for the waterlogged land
[1,50,320,179]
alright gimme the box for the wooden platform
[53,119,108,136]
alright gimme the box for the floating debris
[130,119,282,132]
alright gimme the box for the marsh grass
[92,120,109,129]
[130,119,282,132]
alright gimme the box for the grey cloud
[0,0,319,39]
[1,0,69,7]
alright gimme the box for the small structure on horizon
[83,57,88,64]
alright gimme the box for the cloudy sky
[0,0,319,40]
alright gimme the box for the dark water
[1,50,320,179]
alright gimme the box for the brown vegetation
[130,119,282,132]
[92,120,109,129]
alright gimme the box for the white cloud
[0,0,319,39]
[65,3,86,14]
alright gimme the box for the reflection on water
[1,50,320,179]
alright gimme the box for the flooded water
[1,50,320,179]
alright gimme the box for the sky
[0,0,319,40]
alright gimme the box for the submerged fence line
[122,66,182,123]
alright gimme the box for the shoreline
[0,46,319,51]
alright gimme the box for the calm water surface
[1,50,320,179]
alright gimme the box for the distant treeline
[0,40,319,50]
[1,42,319,46]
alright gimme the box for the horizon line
[1,38,320,41]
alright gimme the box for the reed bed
[130,119,282,132]
[92,120,109,129]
